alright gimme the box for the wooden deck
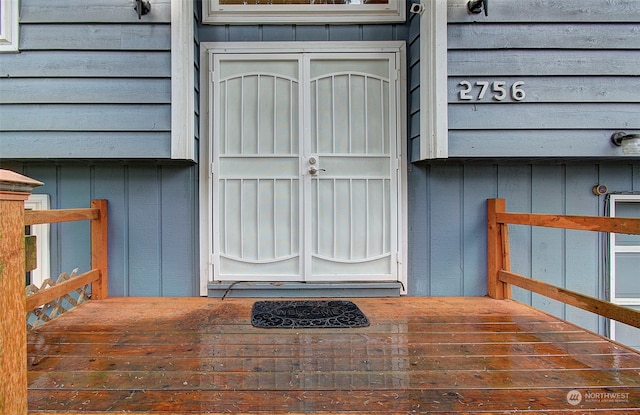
[27,297,640,414]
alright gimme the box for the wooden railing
[0,169,108,414]
[487,198,640,330]
[24,199,109,310]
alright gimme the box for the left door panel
[212,56,303,281]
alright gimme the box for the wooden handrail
[499,270,640,329]
[487,198,640,329]
[26,269,101,312]
[25,199,109,305]
[496,211,640,234]
[24,207,99,226]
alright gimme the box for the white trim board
[419,0,448,159]
[202,0,405,25]
[170,0,195,161]
[0,0,19,52]
[607,194,640,346]
[25,194,51,288]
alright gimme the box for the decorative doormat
[251,300,370,328]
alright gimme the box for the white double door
[210,52,402,283]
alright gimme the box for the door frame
[199,41,408,295]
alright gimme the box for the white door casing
[199,42,407,293]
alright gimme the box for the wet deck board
[27,297,640,414]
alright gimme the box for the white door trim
[170,0,195,161]
[199,41,407,294]
[25,194,51,288]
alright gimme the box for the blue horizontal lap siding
[0,132,171,159]
[19,0,172,24]
[1,105,171,131]
[0,1,172,159]
[20,24,171,50]
[445,3,640,158]
[0,51,171,78]
[0,78,170,104]
[448,50,640,76]
[446,0,640,23]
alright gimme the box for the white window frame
[202,0,405,25]
[171,0,195,160]
[0,0,19,52]
[25,194,51,288]
[608,194,640,342]
[199,41,408,295]
[419,0,448,159]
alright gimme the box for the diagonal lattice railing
[26,269,92,331]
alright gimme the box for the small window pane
[613,306,640,351]
[614,252,640,298]
[615,202,640,245]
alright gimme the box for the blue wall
[0,0,172,158]
[0,161,199,297]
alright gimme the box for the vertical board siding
[7,162,199,297]
[59,166,92,276]
[407,164,430,296]
[496,164,533,304]
[428,164,464,296]
[128,167,162,296]
[530,165,566,318]
[461,164,497,296]
[408,161,640,333]
[196,14,408,43]
[0,0,172,159]
[564,165,601,330]
[160,166,198,296]
[92,165,128,296]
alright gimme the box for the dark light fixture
[611,132,640,155]
[467,0,488,16]
[135,0,151,19]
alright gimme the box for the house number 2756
[458,81,526,101]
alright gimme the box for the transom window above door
[202,0,405,24]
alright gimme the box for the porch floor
[27,297,640,414]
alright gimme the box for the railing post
[487,198,510,299]
[91,199,109,300]
[0,170,43,415]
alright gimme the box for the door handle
[308,166,326,175]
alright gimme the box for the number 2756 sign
[458,80,526,102]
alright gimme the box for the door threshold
[207,281,402,298]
